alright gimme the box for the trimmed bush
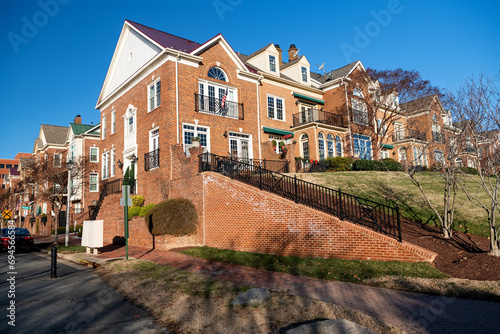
[131,195,145,207]
[128,206,142,220]
[144,198,198,236]
[51,226,78,235]
[461,166,479,175]
[381,158,403,171]
[352,159,402,171]
[324,157,354,171]
[139,203,156,217]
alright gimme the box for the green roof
[262,127,294,137]
[293,93,325,105]
[70,123,98,136]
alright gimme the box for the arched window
[300,134,309,161]
[399,147,407,162]
[353,87,364,98]
[207,67,227,81]
[327,134,334,158]
[455,157,463,167]
[318,132,325,160]
[335,136,342,157]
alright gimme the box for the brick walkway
[90,245,500,334]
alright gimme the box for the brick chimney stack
[288,44,298,62]
[74,115,82,124]
[275,44,283,65]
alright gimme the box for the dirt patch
[401,219,500,281]
[97,259,403,334]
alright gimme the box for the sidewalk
[55,244,500,334]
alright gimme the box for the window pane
[267,97,275,119]
[276,99,283,120]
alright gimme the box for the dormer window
[207,67,227,81]
[269,55,276,72]
[301,66,307,82]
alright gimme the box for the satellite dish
[293,48,300,57]
[317,62,326,75]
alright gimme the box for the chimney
[288,44,298,62]
[275,44,283,65]
[74,115,82,124]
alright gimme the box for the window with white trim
[377,119,387,136]
[127,113,134,134]
[111,110,116,134]
[198,80,238,118]
[182,124,209,157]
[102,116,106,139]
[90,147,99,163]
[353,134,372,160]
[149,128,159,152]
[110,149,115,177]
[53,153,62,167]
[300,133,309,160]
[301,66,308,82]
[89,173,98,192]
[380,149,389,159]
[318,132,325,160]
[327,134,334,158]
[352,98,368,125]
[148,79,161,111]
[335,136,343,157]
[267,96,284,121]
[269,55,276,72]
[207,67,227,81]
[102,152,109,180]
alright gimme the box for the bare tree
[450,73,500,255]
[29,156,84,244]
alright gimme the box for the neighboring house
[0,158,20,190]
[65,115,101,224]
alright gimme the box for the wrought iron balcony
[195,93,244,120]
[292,109,346,128]
[145,149,160,171]
[392,129,427,142]
[352,109,370,126]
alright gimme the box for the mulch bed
[401,219,500,281]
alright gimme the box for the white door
[229,132,251,162]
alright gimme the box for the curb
[36,247,101,268]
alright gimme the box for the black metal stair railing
[198,152,402,241]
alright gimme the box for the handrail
[199,153,402,241]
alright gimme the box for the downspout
[256,74,264,160]
[343,79,354,156]
[176,52,180,144]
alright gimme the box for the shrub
[128,206,142,220]
[144,198,198,236]
[139,203,156,217]
[324,156,354,171]
[51,226,78,235]
[461,166,479,175]
[381,158,403,171]
[131,195,145,207]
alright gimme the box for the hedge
[352,159,402,171]
[144,198,198,236]
[324,157,354,171]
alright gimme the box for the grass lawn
[181,246,447,283]
[297,171,491,237]
[46,244,86,253]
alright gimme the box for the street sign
[2,210,12,219]
[22,206,31,210]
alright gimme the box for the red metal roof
[126,20,203,53]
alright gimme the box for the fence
[199,153,401,241]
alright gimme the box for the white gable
[100,25,162,102]
[246,44,280,76]
[281,56,311,84]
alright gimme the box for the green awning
[263,127,294,137]
[381,144,394,149]
[293,93,325,105]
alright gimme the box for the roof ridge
[126,20,201,47]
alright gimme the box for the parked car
[0,228,34,251]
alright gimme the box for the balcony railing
[195,93,244,120]
[432,131,445,143]
[144,149,160,171]
[393,129,427,142]
[352,109,369,126]
[292,109,346,128]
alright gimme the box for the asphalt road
[0,251,167,334]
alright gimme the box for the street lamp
[65,160,74,247]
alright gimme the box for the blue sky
[1,0,499,159]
